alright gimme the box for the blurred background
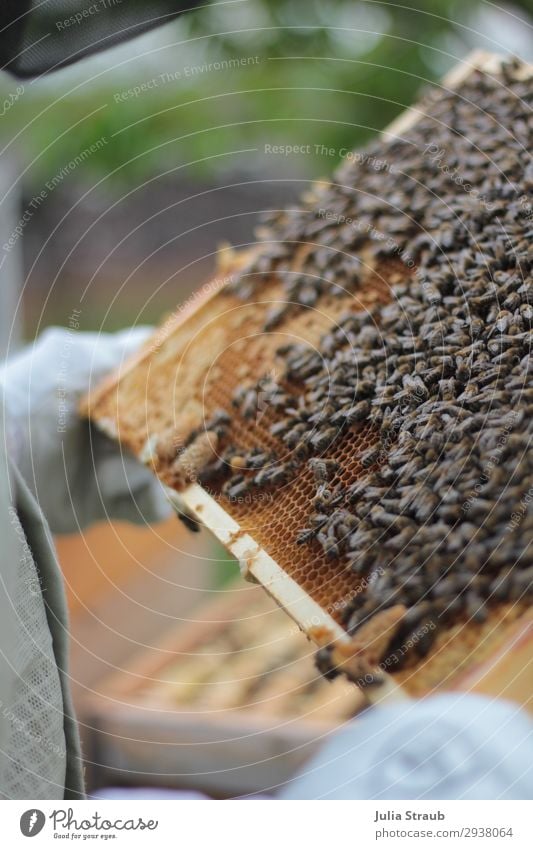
[1,0,532,797]
[2,0,533,338]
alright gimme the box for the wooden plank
[90,706,344,796]
[85,583,364,794]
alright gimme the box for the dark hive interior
[90,60,533,685]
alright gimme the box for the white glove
[0,325,174,533]
[282,693,533,799]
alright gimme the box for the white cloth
[0,326,172,533]
[282,694,533,799]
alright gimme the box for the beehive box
[84,51,533,704]
[84,583,363,796]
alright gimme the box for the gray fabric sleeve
[0,401,18,788]
[12,460,85,799]
[0,0,202,78]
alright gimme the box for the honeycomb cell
[90,262,399,624]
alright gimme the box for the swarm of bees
[158,60,533,678]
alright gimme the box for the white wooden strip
[168,485,409,706]
[167,484,347,641]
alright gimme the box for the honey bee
[308,458,339,483]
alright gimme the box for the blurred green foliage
[1,0,532,192]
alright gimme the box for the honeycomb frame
[84,52,533,703]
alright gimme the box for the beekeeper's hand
[281,693,533,799]
[0,326,181,534]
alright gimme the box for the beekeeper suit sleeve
[0,398,18,788]
[0,0,202,78]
